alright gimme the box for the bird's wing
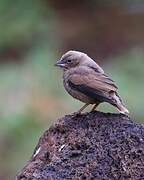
[68,72,117,103]
[93,73,118,91]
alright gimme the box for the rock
[16,111,144,180]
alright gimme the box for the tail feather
[115,103,129,115]
[112,92,129,115]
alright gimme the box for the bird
[55,50,129,115]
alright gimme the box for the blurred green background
[0,0,144,179]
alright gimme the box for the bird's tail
[115,103,129,115]
[112,92,129,115]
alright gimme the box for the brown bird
[55,50,129,115]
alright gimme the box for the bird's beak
[55,60,66,68]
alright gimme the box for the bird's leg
[91,103,99,112]
[77,103,90,114]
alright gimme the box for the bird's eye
[67,59,72,63]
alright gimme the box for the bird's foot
[90,109,96,113]
[72,111,82,117]
[90,104,98,112]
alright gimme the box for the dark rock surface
[16,111,144,180]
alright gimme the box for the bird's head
[55,50,90,70]
[55,50,104,73]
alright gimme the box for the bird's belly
[64,81,94,104]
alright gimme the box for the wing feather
[70,73,117,92]
[68,70,118,103]
[68,80,112,103]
